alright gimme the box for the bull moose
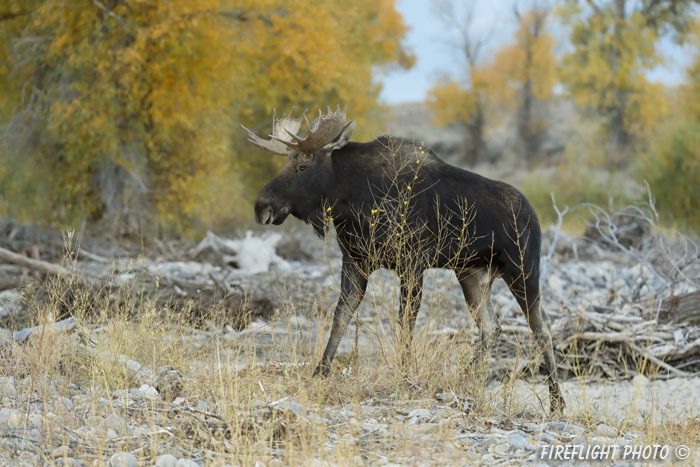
[242,106,565,413]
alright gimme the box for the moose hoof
[550,394,566,415]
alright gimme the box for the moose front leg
[314,259,368,376]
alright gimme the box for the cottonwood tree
[558,0,697,167]
[0,0,413,235]
[427,0,491,166]
[639,21,700,229]
[489,4,557,165]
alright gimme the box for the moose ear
[323,120,356,153]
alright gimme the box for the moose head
[242,106,356,228]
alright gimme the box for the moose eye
[297,165,307,172]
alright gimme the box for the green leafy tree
[640,21,700,231]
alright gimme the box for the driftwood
[486,304,699,381]
[0,243,276,330]
[0,246,101,289]
[658,291,700,325]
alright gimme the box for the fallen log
[658,291,700,325]
[0,246,101,289]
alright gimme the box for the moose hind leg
[508,277,565,414]
[314,259,368,376]
[458,269,500,365]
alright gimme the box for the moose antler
[242,105,349,155]
[241,107,309,156]
[278,105,348,155]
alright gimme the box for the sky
[378,0,694,104]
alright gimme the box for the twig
[624,341,687,377]
[541,192,569,285]
[90,0,135,36]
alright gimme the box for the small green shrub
[639,120,700,231]
[520,168,637,228]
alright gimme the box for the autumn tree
[0,0,413,235]
[639,21,700,230]
[558,0,697,167]
[488,5,557,165]
[427,0,491,166]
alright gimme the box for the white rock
[56,458,87,467]
[61,397,73,411]
[154,454,178,467]
[0,376,16,397]
[632,373,650,390]
[547,274,568,296]
[506,433,532,451]
[101,413,126,432]
[139,384,160,400]
[407,408,431,419]
[132,426,149,437]
[52,445,71,457]
[227,231,291,274]
[547,422,585,435]
[493,443,510,455]
[0,408,21,427]
[85,415,104,428]
[28,413,44,428]
[0,290,23,322]
[175,459,200,467]
[274,400,304,415]
[109,452,137,467]
[596,423,617,437]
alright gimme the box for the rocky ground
[0,206,699,466]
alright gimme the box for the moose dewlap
[242,106,565,414]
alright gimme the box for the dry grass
[0,261,692,466]
[0,200,698,465]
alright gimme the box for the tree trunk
[518,78,537,165]
[607,0,632,167]
[465,97,486,166]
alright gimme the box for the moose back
[242,106,564,414]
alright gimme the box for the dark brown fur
[254,132,565,414]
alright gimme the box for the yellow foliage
[680,21,700,121]
[426,8,556,128]
[558,1,669,146]
[488,10,557,108]
[0,0,413,235]
[426,81,475,127]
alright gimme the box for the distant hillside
[382,98,581,170]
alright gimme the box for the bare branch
[91,0,135,36]
[0,11,29,22]
[540,193,569,286]
[586,0,604,16]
